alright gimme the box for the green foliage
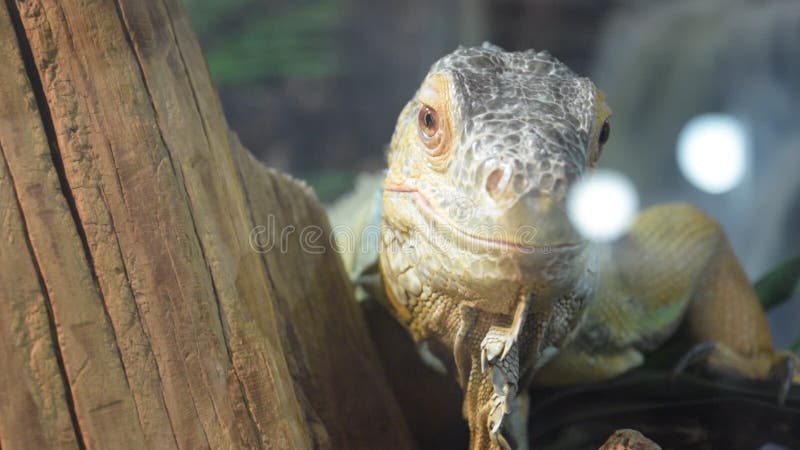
[754,254,800,353]
[182,0,255,32]
[182,0,347,84]
[755,254,800,311]
[299,169,361,203]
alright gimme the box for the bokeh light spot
[567,170,639,242]
[677,114,749,194]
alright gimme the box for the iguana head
[381,44,611,312]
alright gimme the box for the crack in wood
[110,2,290,447]
[0,140,86,450]
[94,179,184,450]
[104,2,227,447]
[0,3,87,447]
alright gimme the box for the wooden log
[598,430,660,450]
[0,0,414,448]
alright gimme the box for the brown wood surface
[598,430,661,450]
[0,0,414,448]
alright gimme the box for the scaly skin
[370,44,798,449]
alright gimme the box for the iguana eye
[418,105,439,139]
[598,120,610,146]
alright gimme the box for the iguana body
[332,44,797,450]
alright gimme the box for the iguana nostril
[485,168,507,200]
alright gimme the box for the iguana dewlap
[331,43,798,450]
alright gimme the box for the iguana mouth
[385,184,584,254]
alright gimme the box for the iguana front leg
[458,301,526,450]
[462,349,519,450]
[535,203,800,396]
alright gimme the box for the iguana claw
[481,327,517,373]
[671,340,717,379]
[482,339,519,449]
[769,350,800,406]
[488,394,505,434]
[481,293,531,373]
[487,394,512,450]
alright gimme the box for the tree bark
[0,0,414,449]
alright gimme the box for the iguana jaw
[382,181,592,310]
[384,183,585,254]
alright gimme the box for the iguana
[329,43,799,450]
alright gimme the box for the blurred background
[181,0,799,345]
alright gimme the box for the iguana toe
[768,350,800,406]
[481,340,504,373]
[481,326,518,373]
[671,340,717,379]
[487,394,512,450]
[672,341,800,405]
